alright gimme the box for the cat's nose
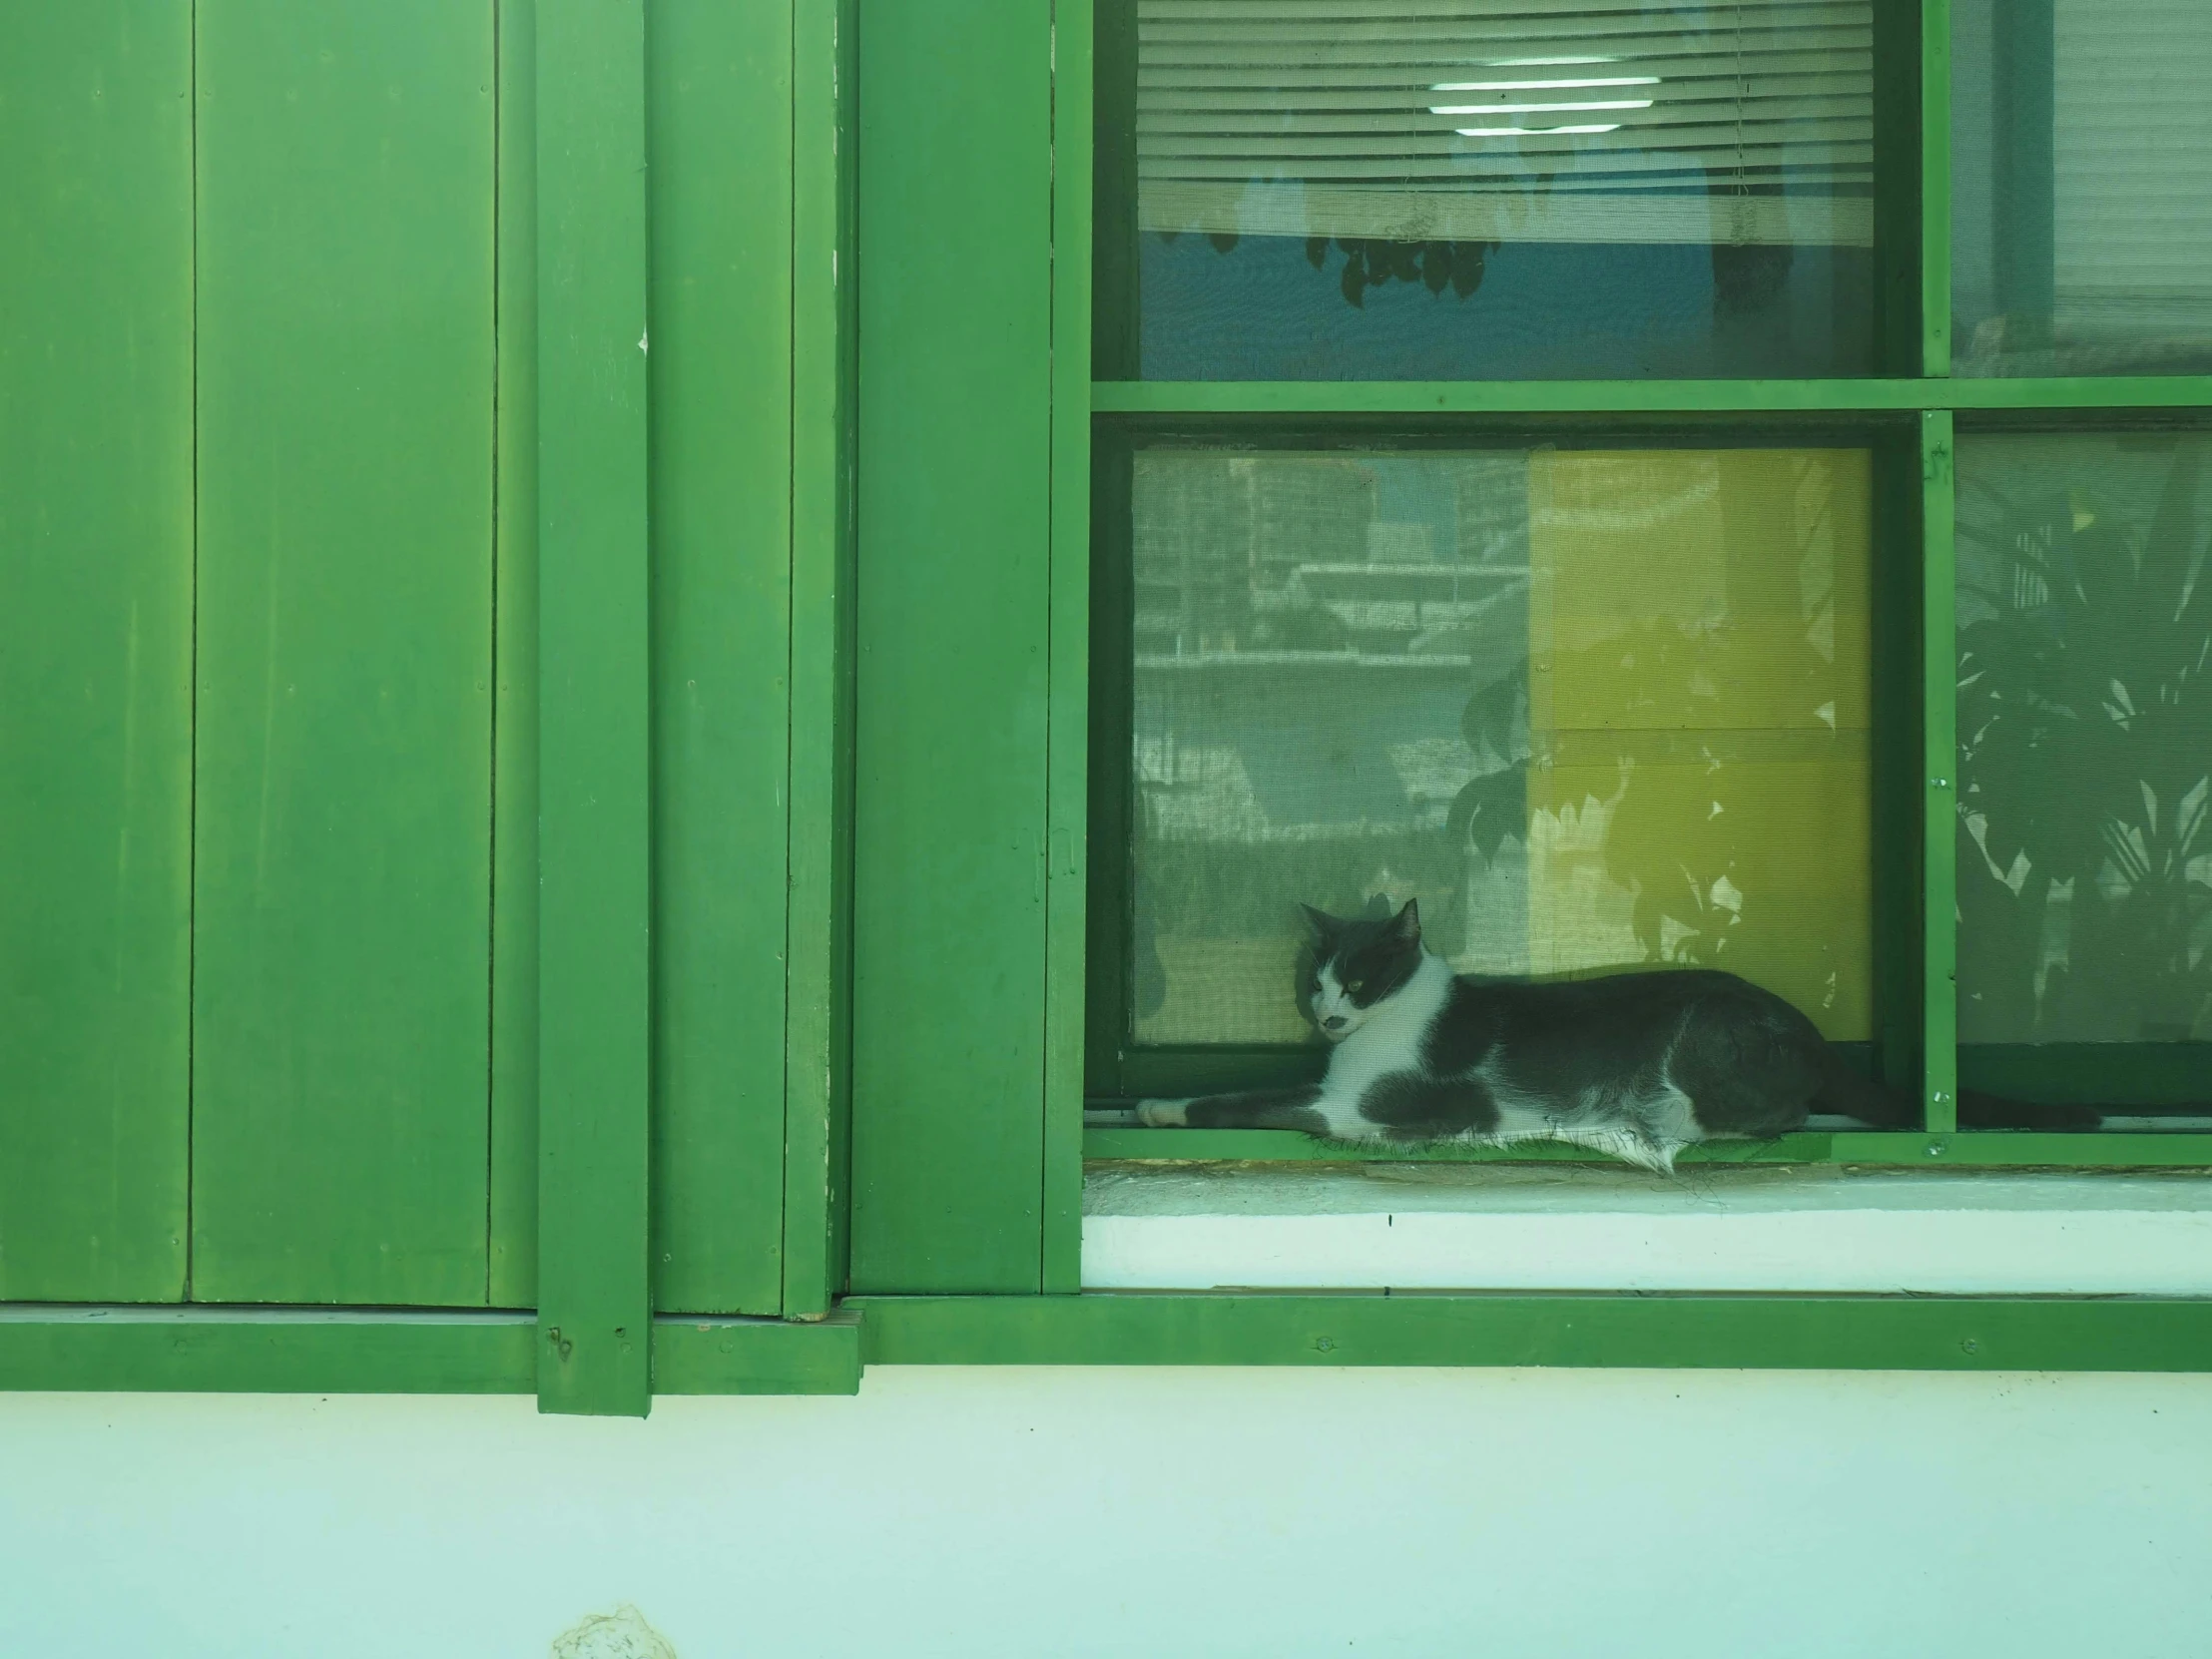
[1323,1015,1348,1032]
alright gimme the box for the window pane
[1097,1,1882,381]
[1129,446,1874,1048]
[1955,432,2212,1048]
[1951,0,2212,377]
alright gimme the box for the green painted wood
[0,1312,536,1393]
[1091,378,2212,415]
[1922,0,1952,376]
[1083,436,1139,1102]
[1922,410,1958,1133]
[849,0,1054,1294]
[1042,0,1094,1296]
[1899,1134,2212,1167]
[855,1293,2212,1373]
[191,0,495,1305]
[489,0,541,1310]
[651,1313,862,1395]
[0,3,195,1303]
[1085,1129,1848,1163]
[645,0,792,1318]
[0,1309,862,1396]
[6,1285,2212,1390]
[1085,1128,2212,1167]
[535,0,651,1413]
[1870,436,1924,1091]
[785,0,859,1318]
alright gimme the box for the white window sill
[1082,1164,2212,1296]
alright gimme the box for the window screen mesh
[1129,446,1874,1047]
[1955,433,2212,1045]
[1951,0,2212,376]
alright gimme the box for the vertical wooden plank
[191,0,495,1305]
[0,2,194,1302]
[535,0,650,1413]
[849,0,1053,1294]
[1921,409,1957,1136]
[1042,0,1093,1295]
[785,0,859,1318]
[490,0,541,1309]
[1922,0,1952,376]
[647,0,793,1316]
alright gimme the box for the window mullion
[1921,409,1959,1138]
[1923,0,1953,377]
[1046,0,1098,1295]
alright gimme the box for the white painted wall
[1084,1166,2212,1294]
[5,1368,2212,1658]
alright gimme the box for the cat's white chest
[1314,953,1451,1136]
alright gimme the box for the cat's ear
[1298,903,1336,943]
[1386,897,1422,944]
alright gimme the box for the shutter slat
[1141,69,1872,108]
[1142,154,1873,183]
[1142,0,1865,18]
[1140,97,1875,137]
[1141,19,1873,53]
[1139,0,1870,27]
[1143,37,1871,68]
[1143,119,1875,160]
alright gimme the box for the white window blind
[2052,0,2212,344]
[1137,0,1876,248]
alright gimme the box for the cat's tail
[1813,1051,2103,1132]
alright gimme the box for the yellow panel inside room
[1129,445,1873,1047]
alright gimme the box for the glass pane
[1955,433,2212,1048]
[1097,1,1882,381]
[1129,445,1874,1047]
[1951,0,2212,377]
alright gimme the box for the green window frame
[9,1,2212,1404]
[1076,0,2212,1174]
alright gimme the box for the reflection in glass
[1129,447,1873,1048]
[1951,0,2212,376]
[1955,434,2212,1045]
[1103,0,1880,380]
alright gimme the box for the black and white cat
[1115,898,2096,1171]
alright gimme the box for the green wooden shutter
[188,0,499,1306]
[849,0,1060,1293]
[2,1,816,1331]
[0,2,195,1303]
[646,0,802,1317]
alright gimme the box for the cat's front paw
[1136,1099,1189,1128]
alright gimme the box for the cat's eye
[1347,979,1366,996]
